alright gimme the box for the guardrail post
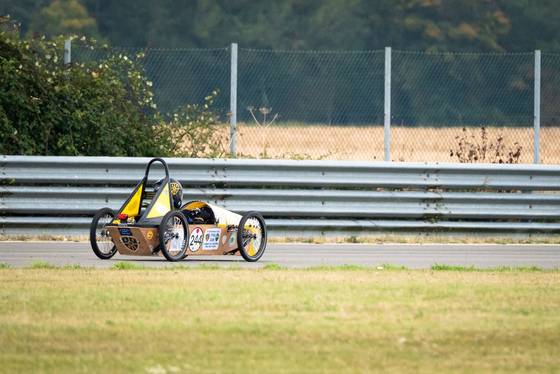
[534,50,541,165]
[384,47,391,162]
[230,43,238,157]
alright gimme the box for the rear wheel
[159,211,189,261]
[90,208,117,259]
[237,211,267,262]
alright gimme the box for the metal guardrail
[4,156,560,189]
[3,187,560,220]
[2,155,560,237]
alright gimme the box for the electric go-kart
[90,158,267,262]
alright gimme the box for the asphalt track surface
[1,242,559,269]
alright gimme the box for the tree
[0,0,48,36]
[362,0,511,52]
[7,0,560,53]
[497,0,560,52]
[28,0,104,41]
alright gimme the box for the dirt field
[233,124,559,164]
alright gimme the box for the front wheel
[237,211,267,262]
[159,211,189,262]
[90,208,117,259]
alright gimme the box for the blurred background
[3,0,560,163]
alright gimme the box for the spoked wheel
[159,211,189,261]
[237,211,267,262]
[90,208,117,259]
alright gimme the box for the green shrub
[157,90,229,158]
[0,16,228,158]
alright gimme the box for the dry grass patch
[235,124,560,163]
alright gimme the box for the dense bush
[0,16,228,157]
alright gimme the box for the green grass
[112,261,149,270]
[57,264,95,270]
[112,261,244,271]
[431,263,477,271]
[13,260,560,273]
[24,260,96,270]
[430,263,550,272]
[11,260,560,273]
[262,262,283,270]
[0,266,559,373]
[303,264,376,271]
[26,259,57,269]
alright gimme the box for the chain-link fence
[392,51,535,163]
[72,46,231,116]
[542,53,560,165]
[72,44,560,164]
[237,49,385,160]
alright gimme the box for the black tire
[90,208,118,260]
[159,211,189,262]
[237,211,267,262]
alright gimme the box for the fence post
[230,43,238,157]
[384,47,391,161]
[534,50,541,165]
[64,39,71,65]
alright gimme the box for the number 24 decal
[189,227,203,252]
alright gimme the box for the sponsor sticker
[118,228,133,236]
[189,227,203,252]
[228,234,236,248]
[120,236,139,252]
[155,202,168,215]
[202,228,221,250]
[170,182,180,195]
[147,231,153,240]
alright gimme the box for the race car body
[90,158,267,262]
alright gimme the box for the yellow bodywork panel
[120,184,144,216]
[146,183,171,219]
[184,201,207,210]
[244,220,262,255]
